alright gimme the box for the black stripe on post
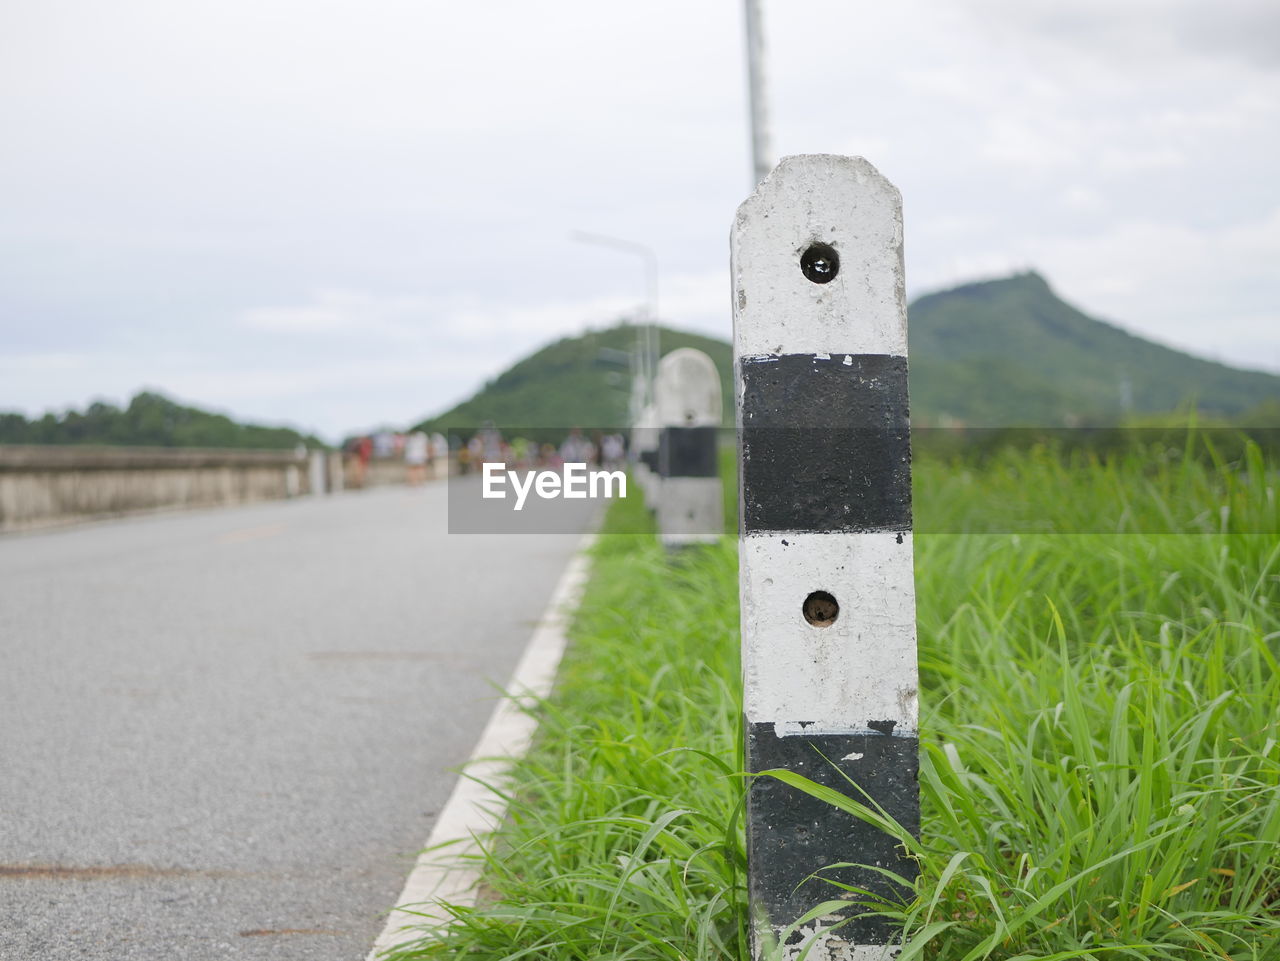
[659,426,720,478]
[740,353,911,534]
[746,721,919,946]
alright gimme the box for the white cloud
[240,305,351,334]
[2,0,1278,436]
[961,0,1280,69]
[1096,145,1187,175]
[1059,186,1104,214]
[1030,206,1280,371]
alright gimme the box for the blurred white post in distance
[655,348,723,547]
[633,404,661,512]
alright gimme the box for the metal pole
[743,0,773,185]
[569,230,660,413]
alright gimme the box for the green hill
[0,391,325,449]
[909,272,1280,425]
[414,326,734,434]
[416,272,1279,431]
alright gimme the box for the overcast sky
[2,0,1277,440]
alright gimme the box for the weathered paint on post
[732,154,918,960]
[655,348,723,546]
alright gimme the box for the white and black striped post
[655,348,723,547]
[733,155,918,959]
[635,404,662,512]
[628,372,650,494]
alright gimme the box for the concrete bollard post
[633,404,661,512]
[732,155,918,960]
[655,348,723,546]
[308,449,327,495]
[628,373,649,500]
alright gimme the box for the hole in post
[802,590,839,627]
[800,243,839,284]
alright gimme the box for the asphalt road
[0,481,597,960]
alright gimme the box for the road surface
[0,481,597,960]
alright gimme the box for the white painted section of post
[732,155,906,359]
[740,532,916,732]
[655,477,720,545]
[655,348,723,428]
[655,348,722,546]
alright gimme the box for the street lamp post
[743,0,773,185]
[569,230,660,420]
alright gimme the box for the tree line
[0,391,323,450]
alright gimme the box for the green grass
[387,442,1280,961]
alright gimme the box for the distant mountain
[0,391,325,449]
[415,271,1279,432]
[909,271,1280,425]
[414,326,733,434]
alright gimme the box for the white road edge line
[364,530,598,960]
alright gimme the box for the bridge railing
[0,445,448,532]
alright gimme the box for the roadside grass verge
[386,484,746,960]
[389,441,1280,961]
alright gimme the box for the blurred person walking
[349,435,373,488]
[559,427,593,466]
[602,433,624,469]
